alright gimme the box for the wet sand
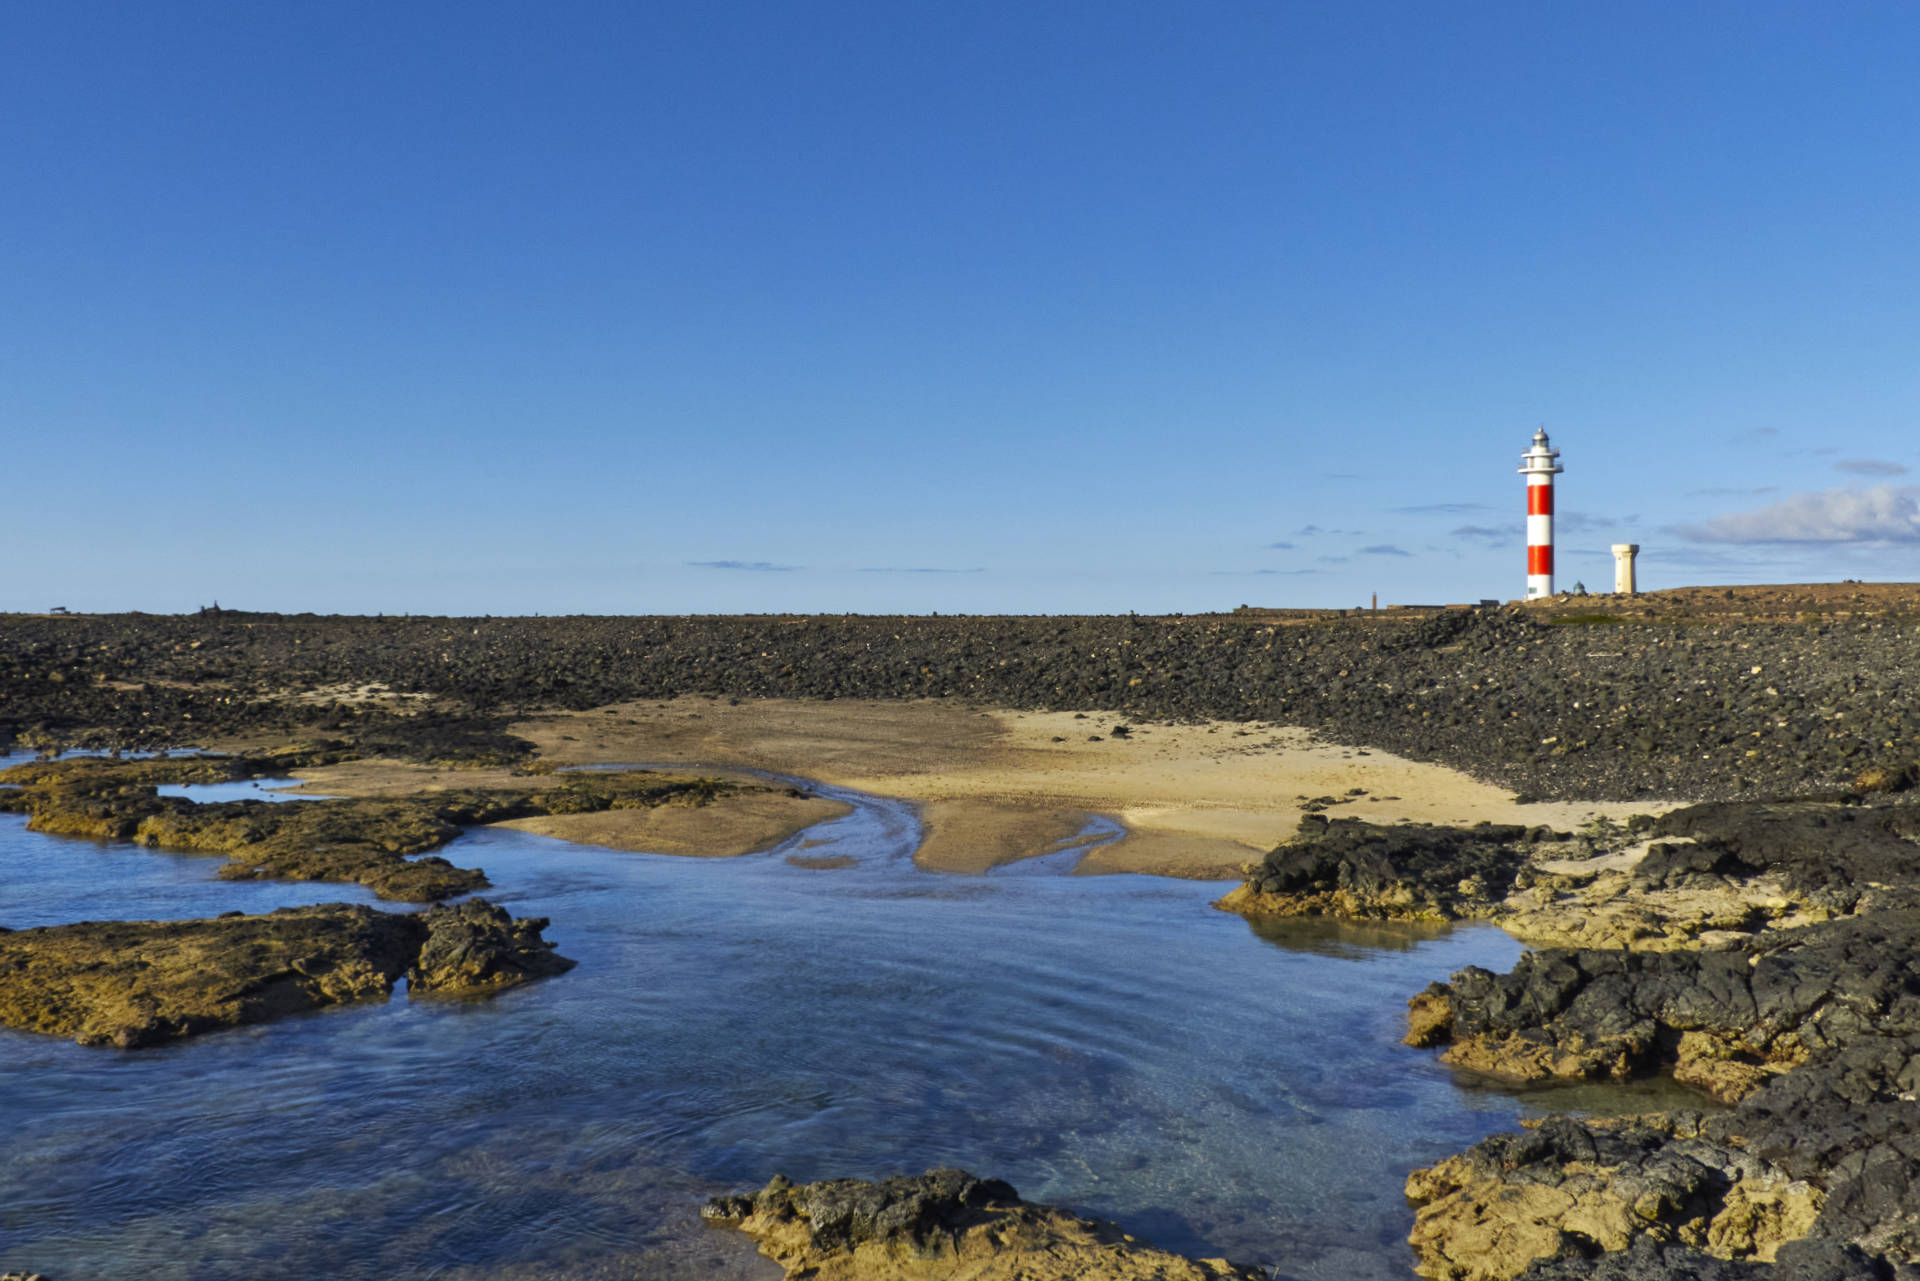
[283,760,853,859]
[492,793,854,858]
[503,698,1674,877]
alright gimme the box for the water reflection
[1240,913,1466,959]
[1461,1068,1731,1120]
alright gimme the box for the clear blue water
[0,752,1605,1281]
[153,778,323,804]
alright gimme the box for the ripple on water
[0,767,1603,1281]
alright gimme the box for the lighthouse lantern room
[1518,428,1564,599]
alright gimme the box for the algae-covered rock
[0,899,574,1047]
[702,1168,1266,1281]
[0,756,486,901]
[0,904,422,1047]
[410,898,575,994]
[1405,1114,1818,1281]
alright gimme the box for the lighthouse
[1518,428,1563,599]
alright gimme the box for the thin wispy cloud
[1677,485,1920,544]
[1451,524,1511,543]
[1316,555,1350,564]
[687,560,801,572]
[1394,502,1492,515]
[1361,544,1412,557]
[1212,568,1328,576]
[857,566,985,574]
[1296,525,1362,537]
[1835,459,1910,477]
[1731,427,1780,443]
[1557,511,1625,533]
[1265,540,1295,550]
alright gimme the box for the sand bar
[283,759,853,859]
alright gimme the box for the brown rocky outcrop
[701,1168,1266,1281]
[1495,864,1821,954]
[0,904,421,1047]
[1406,1114,1824,1281]
[0,899,572,1047]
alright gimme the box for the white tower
[1612,543,1639,595]
[1518,428,1563,599]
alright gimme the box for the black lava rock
[7,608,1920,800]
[1248,815,1537,918]
[1429,912,1920,1078]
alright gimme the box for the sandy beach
[489,696,1673,877]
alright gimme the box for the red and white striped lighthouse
[1519,428,1563,599]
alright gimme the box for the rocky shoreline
[8,590,1920,1277]
[1217,796,1920,1278]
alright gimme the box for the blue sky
[4,2,1917,615]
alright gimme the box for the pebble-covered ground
[5,588,1916,801]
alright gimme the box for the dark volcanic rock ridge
[6,599,1920,801]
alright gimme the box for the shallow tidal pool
[1,756,1607,1281]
